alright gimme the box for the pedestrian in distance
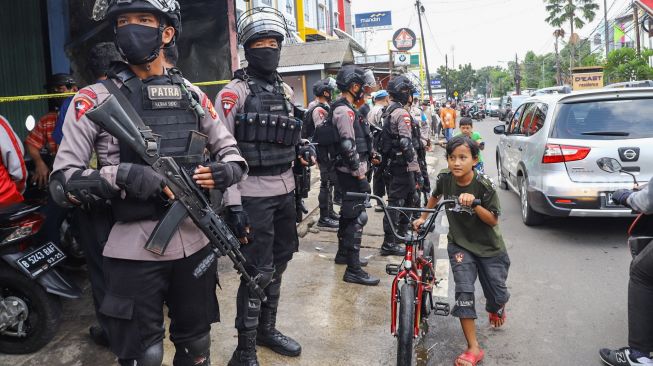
[440,101,457,143]
[456,117,485,174]
[50,0,248,364]
[413,135,510,366]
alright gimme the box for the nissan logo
[623,149,637,160]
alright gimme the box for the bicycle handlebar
[344,192,481,243]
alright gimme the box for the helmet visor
[237,7,294,46]
[92,0,179,21]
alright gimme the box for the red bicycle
[345,192,479,366]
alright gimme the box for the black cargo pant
[101,246,219,360]
[629,241,653,352]
[71,200,114,334]
[236,192,299,331]
[372,161,390,198]
[336,171,369,270]
[382,164,416,244]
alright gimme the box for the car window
[508,104,528,134]
[520,103,547,135]
[551,98,653,140]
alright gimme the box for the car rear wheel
[496,154,508,190]
[519,176,544,226]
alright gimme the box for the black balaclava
[115,24,162,65]
[245,46,281,79]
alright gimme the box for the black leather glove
[210,161,244,191]
[116,163,166,201]
[612,189,633,207]
[297,140,316,167]
[225,205,250,239]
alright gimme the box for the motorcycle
[0,202,81,354]
[596,157,652,258]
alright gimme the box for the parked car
[486,97,500,117]
[493,87,653,225]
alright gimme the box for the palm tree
[553,28,565,85]
[545,0,599,69]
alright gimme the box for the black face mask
[245,47,281,75]
[115,24,162,65]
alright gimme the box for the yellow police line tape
[0,80,231,103]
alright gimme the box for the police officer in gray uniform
[214,7,310,366]
[322,64,379,285]
[379,75,422,256]
[50,1,247,364]
[305,78,340,229]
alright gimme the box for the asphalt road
[0,117,634,366]
[420,117,634,366]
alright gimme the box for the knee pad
[119,342,163,366]
[173,333,211,366]
[354,210,368,227]
[236,284,262,330]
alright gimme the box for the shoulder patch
[220,91,238,117]
[347,110,355,123]
[402,115,412,126]
[202,95,218,120]
[79,88,97,100]
[74,97,93,120]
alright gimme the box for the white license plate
[16,242,66,279]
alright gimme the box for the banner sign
[354,11,392,30]
[572,71,604,90]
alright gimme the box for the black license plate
[16,242,66,279]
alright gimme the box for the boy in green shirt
[413,136,510,366]
[457,117,485,173]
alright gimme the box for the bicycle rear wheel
[397,282,416,366]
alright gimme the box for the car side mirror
[493,124,506,135]
[596,157,622,173]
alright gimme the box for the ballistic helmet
[92,0,182,36]
[237,7,291,47]
[387,75,416,105]
[313,77,336,97]
[45,73,77,91]
[336,65,375,93]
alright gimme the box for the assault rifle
[293,142,316,222]
[85,93,267,302]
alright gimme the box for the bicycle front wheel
[397,282,416,366]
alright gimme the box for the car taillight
[542,144,591,164]
[0,213,44,246]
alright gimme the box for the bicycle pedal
[385,264,400,275]
[434,302,450,316]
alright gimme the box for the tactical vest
[106,68,201,222]
[234,74,300,176]
[379,102,403,156]
[302,102,330,140]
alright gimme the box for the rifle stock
[85,93,267,302]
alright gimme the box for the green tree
[604,47,653,82]
[544,0,599,69]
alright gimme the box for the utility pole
[445,54,449,99]
[416,0,434,105]
[604,0,610,60]
[634,2,641,55]
[514,53,522,95]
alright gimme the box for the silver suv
[493,87,653,225]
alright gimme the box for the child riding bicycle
[412,136,510,366]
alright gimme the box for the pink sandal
[488,306,506,327]
[454,349,485,366]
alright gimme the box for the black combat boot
[380,241,406,256]
[334,249,368,266]
[343,250,379,286]
[317,209,339,228]
[328,208,340,220]
[256,267,301,357]
[228,331,258,366]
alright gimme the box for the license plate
[16,242,66,279]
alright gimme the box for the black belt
[248,163,292,177]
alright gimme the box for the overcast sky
[351,0,634,70]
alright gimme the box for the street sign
[394,52,410,66]
[354,11,392,30]
[392,28,417,51]
[430,78,441,88]
[454,91,459,97]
